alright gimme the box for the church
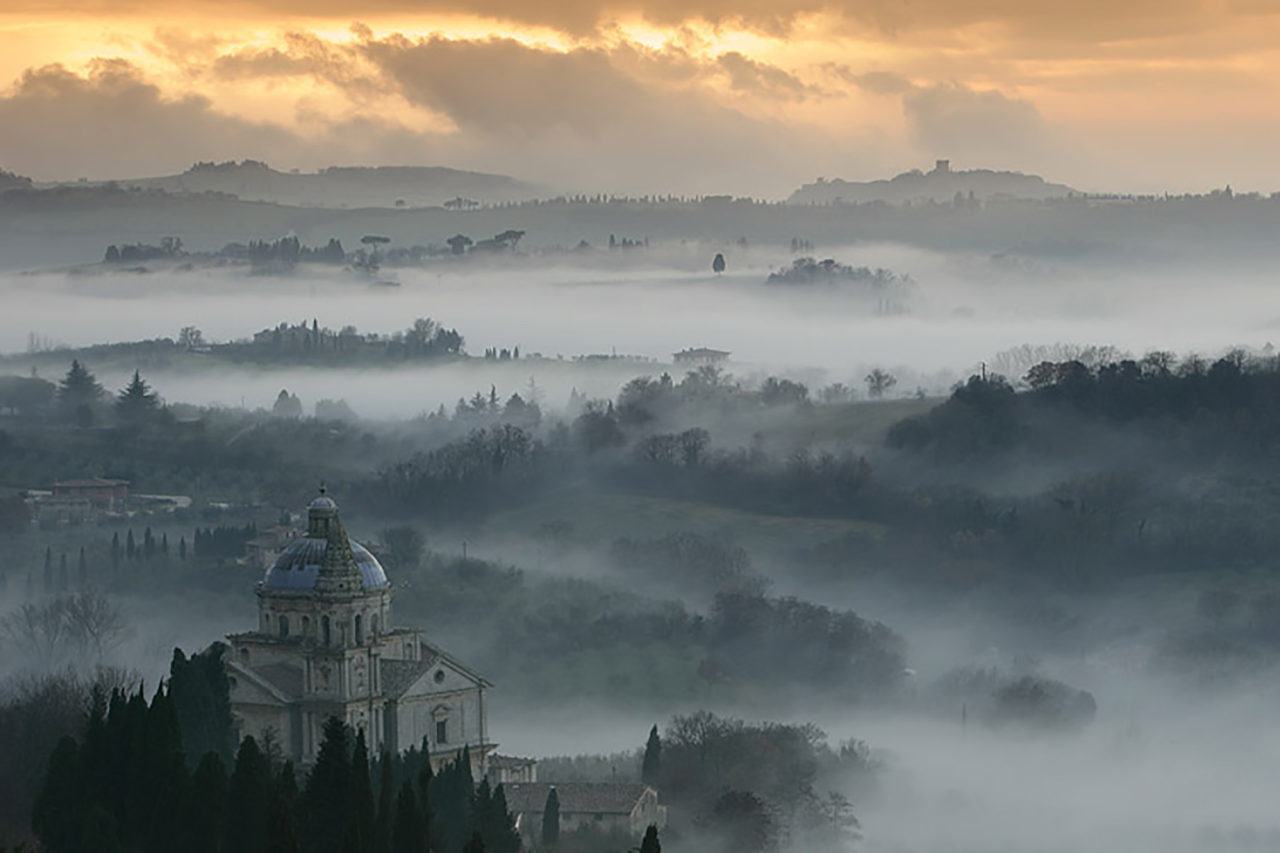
[226,489,501,777]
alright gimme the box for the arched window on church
[354,614,363,645]
[322,615,331,646]
[371,613,379,639]
[302,616,311,636]
[279,616,290,639]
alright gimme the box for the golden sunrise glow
[4,1,1280,190]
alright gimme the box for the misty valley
[6,160,1280,853]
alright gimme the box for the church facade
[226,490,495,774]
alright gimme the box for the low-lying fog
[483,635,1280,853]
[6,243,1280,416]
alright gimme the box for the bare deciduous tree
[1,592,128,666]
[865,368,897,399]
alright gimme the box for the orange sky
[2,1,1280,194]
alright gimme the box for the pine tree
[116,370,161,424]
[640,824,661,853]
[59,360,103,422]
[641,725,662,787]
[540,787,560,848]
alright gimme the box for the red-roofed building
[53,478,129,510]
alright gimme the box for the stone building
[226,489,496,775]
[503,783,667,841]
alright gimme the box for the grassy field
[482,486,887,552]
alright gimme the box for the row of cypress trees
[30,683,522,853]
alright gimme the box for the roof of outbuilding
[501,783,650,816]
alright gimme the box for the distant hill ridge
[0,168,33,193]
[788,160,1078,206]
[45,160,542,209]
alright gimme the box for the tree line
[28,651,527,853]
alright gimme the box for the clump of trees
[933,667,1098,732]
[611,533,765,597]
[645,713,871,853]
[766,257,912,313]
[30,675,522,853]
[104,237,184,263]
[0,666,137,842]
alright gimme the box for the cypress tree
[640,825,661,853]
[111,532,121,570]
[463,831,485,853]
[141,683,188,853]
[641,725,662,787]
[225,737,273,853]
[179,536,187,561]
[78,546,87,586]
[59,552,68,591]
[31,736,86,853]
[303,717,354,853]
[540,787,560,849]
[352,730,377,852]
[487,785,519,853]
[170,645,234,765]
[184,751,229,853]
[375,753,395,853]
[43,546,52,593]
[416,747,433,849]
[264,764,302,853]
[391,781,422,853]
[126,529,136,560]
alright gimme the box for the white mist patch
[5,244,1280,415]
[833,701,1280,853]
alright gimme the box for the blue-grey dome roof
[263,537,389,590]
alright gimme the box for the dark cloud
[902,82,1049,164]
[211,31,378,94]
[356,34,836,192]
[716,51,816,99]
[0,37,859,194]
[0,61,300,179]
[825,66,915,95]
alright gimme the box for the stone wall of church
[259,590,392,648]
[394,685,487,753]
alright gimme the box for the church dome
[262,489,390,591]
[308,494,338,513]
[263,537,388,590]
